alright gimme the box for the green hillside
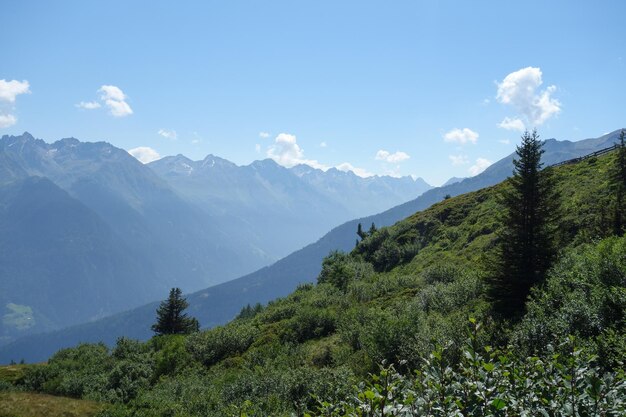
[0,392,102,417]
[2,148,625,416]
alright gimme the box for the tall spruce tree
[612,129,626,235]
[152,288,200,335]
[357,223,367,240]
[489,130,557,319]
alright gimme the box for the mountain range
[1,128,621,363]
[149,154,431,260]
[0,133,431,346]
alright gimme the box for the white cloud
[375,149,410,163]
[98,85,133,117]
[264,132,374,177]
[320,141,327,148]
[496,67,561,127]
[128,147,161,164]
[449,154,469,166]
[444,128,479,145]
[0,114,17,128]
[99,85,126,102]
[267,133,304,167]
[498,117,525,131]
[0,80,30,103]
[104,97,133,117]
[468,158,492,176]
[336,162,374,178]
[266,132,327,169]
[0,80,30,129]
[157,129,177,140]
[75,101,101,110]
[259,132,270,138]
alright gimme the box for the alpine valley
[0,133,431,347]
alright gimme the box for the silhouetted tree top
[152,287,199,335]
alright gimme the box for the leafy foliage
[314,323,626,416]
[513,236,626,367]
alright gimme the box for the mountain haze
[0,133,278,344]
[0,133,432,347]
[148,155,432,259]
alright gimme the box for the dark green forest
[1,137,625,416]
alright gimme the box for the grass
[0,365,32,384]
[0,392,103,417]
[2,304,35,331]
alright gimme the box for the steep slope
[2,129,621,363]
[0,134,272,290]
[0,134,275,346]
[0,177,149,344]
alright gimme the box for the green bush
[186,322,258,367]
[514,236,626,356]
[106,358,152,403]
[152,335,190,379]
[282,306,337,343]
[21,343,112,399]
[314,322,626,416]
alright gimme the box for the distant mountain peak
[172,154,193,162]
[290,164,320,177]
[201,153,234,168]
[442,176,465,187]
[20,132,35,141]
[249,158,281,170]
[2,132,36,144]
[54,137,81,147]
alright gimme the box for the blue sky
[1,1,624,185]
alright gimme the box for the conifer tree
[489,130,557,319]
[152,288,200,335]
[357,223,367,240]
[612,129,626,235]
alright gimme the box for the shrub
[186,322,258,367]
[314,322,626,416]
[514,236,626,356]
[282,306,337,343]
[152,335,190,379]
